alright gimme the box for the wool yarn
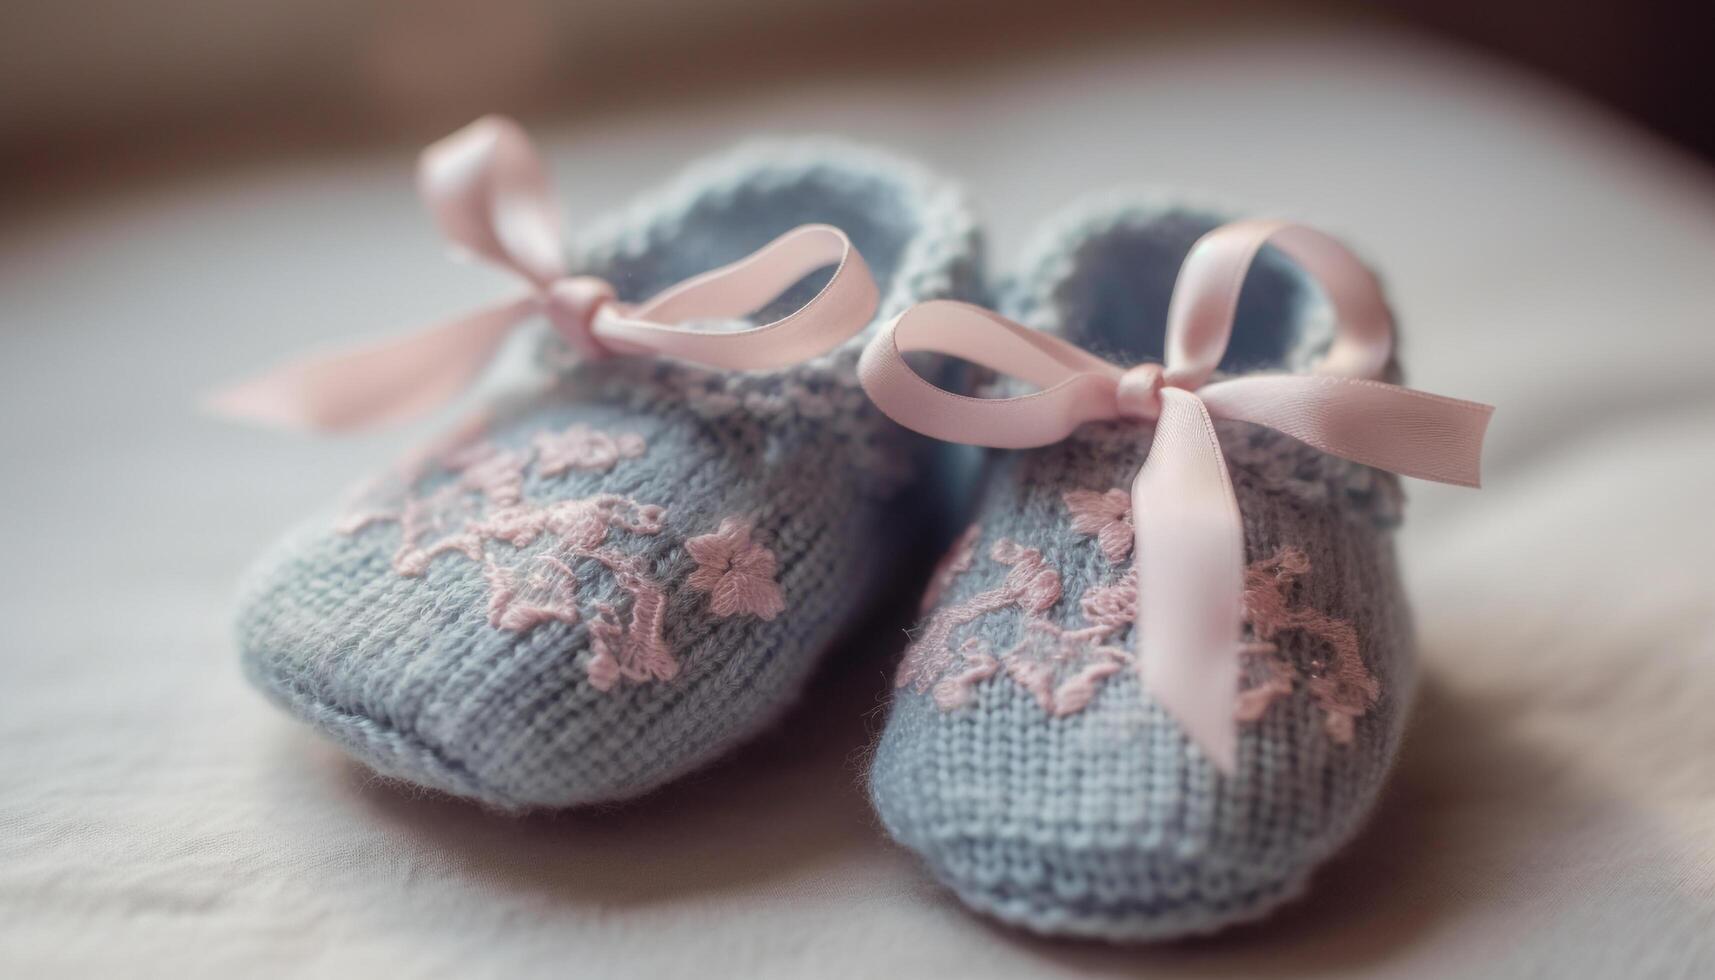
[238,140,982,810]
[869,201,1413,940]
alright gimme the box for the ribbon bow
[858,220,1493,772]
[208,115,879,431]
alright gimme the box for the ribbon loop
[1164,219,1395,385]
[859,220,1493,774]
[593,224,879,371]
[419,115,567,288]
[857,301,1125,449]
[209,116,882,433]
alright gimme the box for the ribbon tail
[203,297,533,433]
[1133,389,1247,773]
[1199,375,1493,488]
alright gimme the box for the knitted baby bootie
[860,201,1490,939]
[227,118,980,810]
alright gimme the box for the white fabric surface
[4,24,1714,978]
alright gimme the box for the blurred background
[4,2,1714,977]
[2,0,1711,203]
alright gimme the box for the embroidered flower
[990,539,1062,613]
[466,503,548,549]
[1238,546,1378,741]
[453,446,530,506]
[473,496,678,690]
[483,553,582,632]
[929,639,998,711]
[686,518,785,620]
[329,414,693,695]
[534,423,646,476]
[900,527,1380,742]
[905,547,1117,715]
[1079,568,1137,629]
[1063,488,1133,562]
[391,483,488,576]
[898,538,1072,696]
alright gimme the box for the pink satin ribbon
[858,220,1493,773]
[207,115,880,432]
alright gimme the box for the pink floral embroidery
[391,484,488,575]
[583,552,677,691]
[478,497,674,688]
[1064,488,1133,562]
[1078,568,1138,630]
[333,422,691,694]
[900,538,1060,693]
[1235,641,1295,723]
[534,423,647,476]
[465,495,665,552]
[902,511,1377,748]
[484,553,583,632]
[900,538,1127,714]
[384,446,533,576]
[451,446,530,506]
[686,518,785,620]
[333,430,535,577]
[928,640,1001,710]
[920,524,980,613]
[1240,547,1378,743]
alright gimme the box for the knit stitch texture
[867,199,1414,941]
[238,140,982,810]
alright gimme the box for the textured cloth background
[3,25,1714,978]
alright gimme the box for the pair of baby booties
[231,117,1488,942]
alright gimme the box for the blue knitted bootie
[235,133,981,810]
[867,200,1457,940]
